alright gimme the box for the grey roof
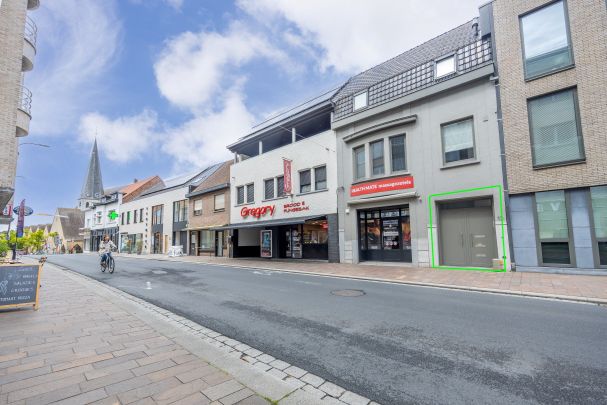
[140,163,223,197]
[80,140,104,199]
[333,19,479,101]
[57,208,84,241]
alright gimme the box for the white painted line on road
[145,281,152,290]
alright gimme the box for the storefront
[120,233,143,254]
[189,228,228,257]
[358,206,411,262]
[90,227,118,252]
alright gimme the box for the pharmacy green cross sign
[108,210,119,221]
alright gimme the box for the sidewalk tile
[202,380,244,401]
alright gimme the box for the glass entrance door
[358,206,412,262]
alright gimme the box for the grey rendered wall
[327,213,339,263]
[509,195,538,267]
[570,189,594,268]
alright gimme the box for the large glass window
[152,205,163,225]
[214,194,225,211]
[173,200,187,222]
[264,179,275,200]
[354,146,365,180]
[366,211,381,250]
[200,230,215,250]
[528,88,584,167]
[358,207,411,253]
[521,1,573,79]
[591,186,607,266]
[237,186,245,205]
[193,199,202,216]
[536,190,571,265]
[442,118,475,164]
[277,176,285,197]
[300,170,311,193]
[370,140,384,175]
[246,184,254,203]
[315,166,327,190]
[390,135,406,172]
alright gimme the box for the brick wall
[188,188,230,229]
[493,0,607,194]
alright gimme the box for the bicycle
[100,252,115,274]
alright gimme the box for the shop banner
[283,159,292,194]
[2,203,12,217]
[260,230,272,258]
[16,200,25,238]
[350,176,414,197]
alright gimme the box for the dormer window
[435,55,456,78]
[353,91,368,110]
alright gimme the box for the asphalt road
[43,254,607,405]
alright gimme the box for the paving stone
[0,365,52,386]
[319,381,346,398]
[92,352,147,369]
[153,378,209,404]
[169,392,211,405]
[218,387,254,405]
[7,374,85,403]
[146,360,207,382]
[256,354,275,364]
[104,375,153,396]
[301,373,324,388]
[283,376,305,390]
[80,369,135,392]
[52,352,114,372]
[132,359,177,376]
[1,365,91,394]
[243,348,262,358]
[284,366,306,378]
[173,354,197,365]
[234,396,269,405]
[176,365,217,384]
[118,376,181,404]
[202,370,232,387]
[321,396,346,404]
[47,387,107,405]
[268,360,289,371]
[339,391,370,405]
[302,384,325,399]
[202,380,245,401]
[84,360,140,380]
[266,368,287,380]
[252,362,272,372]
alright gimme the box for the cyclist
[99,235,116,268]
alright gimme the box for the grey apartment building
[493,0,607,272]
[332,6,510,270]
[0,0,39,222]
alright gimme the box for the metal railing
[19,86,32,116]
[24,16,37,48]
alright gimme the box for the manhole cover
[331,289,365,297]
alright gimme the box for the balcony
[16,86,32,137]
[27,0,40,10]
[22,16,37,72]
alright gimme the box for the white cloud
[28,0,122,135]
[153,21,292,111]
[164,0,183,11]
[78,110,159,163]
[238,0,480,73]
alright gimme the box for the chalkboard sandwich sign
[0,264,42,311]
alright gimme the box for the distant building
[0,0,40,223]
[49,208,84,254]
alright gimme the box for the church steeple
[79,140,104,209]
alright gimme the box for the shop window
[237,186,245,205]
[353,91,368,110]
[591,186,607,266]
[200,230,215,250]
[300,170,311,193]
[528,88,584,167]
[277,176,285,197]
[390,135,406,172]
[435,55,456,78]
[366,211,381,250]
[520,1,573,79]
[315,166,327,190]
[214,194,225,211]
[353,146,366,180]
[246,184,254,203]
[536,190,571,265]
[370,140,385,175]
[193,199,202,216]
[442,118,475,164]
[264,178,275,200]
[358,207,411,254]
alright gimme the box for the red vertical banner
[16,200,25,238]
[283,159,292,194]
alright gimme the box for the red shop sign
[241,205,275,219]
[350,176,414,197]
[283,159,292,194]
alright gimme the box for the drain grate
[331,289,365,297]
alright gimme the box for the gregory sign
[350,176,414,197]
[241,205,275,219]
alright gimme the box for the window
[435,55,456,78]
[315,166,327,190]
[200,230,215,250]
[152,205,163,225]
[193,199,202,216]
[86,218,91,228]
[528,88,584,167]
[277,176,285,198]
[390,135,406,172]
[442,118,475,164]
[353,91,368,110]
[95,211,102,225]
[370,140,384,175]
[354,146,366,180]
[173,200,187,222]
[237,186,245,205]
[521,1,573,79]
[300,170,311,193]
[246,184,254,203]
[536,190,571,265]
[214,194,225,211]
[264,179,275,200]
[126,211,131,225]
[121,213,124,225]
[591,186,607,266]
[134,210,138,224]
[140,208,143,222]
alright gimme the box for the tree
[0,234,8,257]
[23,229,46,253]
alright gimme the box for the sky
[16,0,481,225]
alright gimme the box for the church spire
[80,139,104,200]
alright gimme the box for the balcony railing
[24,16,37,48]
[19,86,32,116]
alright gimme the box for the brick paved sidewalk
[0,265,271,405]
[114,253,607,304]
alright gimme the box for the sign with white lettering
[350,176,414,197]
[0,264,42,311]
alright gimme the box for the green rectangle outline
[428,184,507,272]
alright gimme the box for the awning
[184,224,228,231]
[219,215,327,230]
[347,191,418,206]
